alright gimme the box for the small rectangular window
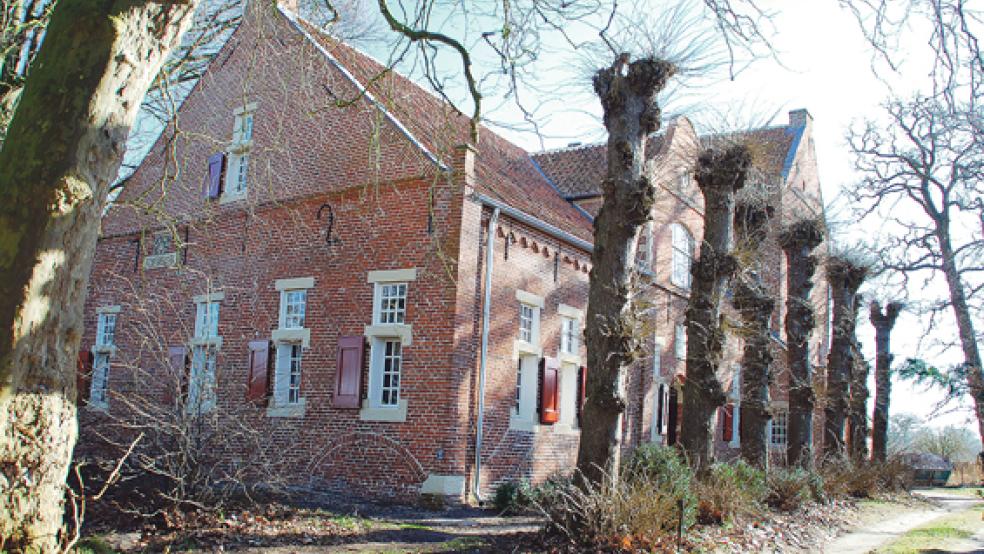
[281,290,307,329]
[675,323,687,361]
[514,359,523,414]
[96,313,117,347]
[195,301,220,339]
[189,345,217,412]
[287,343,302,404]
[561,317,578,354]
[378,283,407,324]
[90,353,110,406]
[380,340,402,406]
[770,409,788,447]
[519,304,534,343]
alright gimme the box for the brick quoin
[77,0,830,505]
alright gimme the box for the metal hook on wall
[317,202,341,247]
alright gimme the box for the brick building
[77,0,829,504]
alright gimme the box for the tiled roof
[533,125,800,199]
[531,135,666,198]
[293,16,594,243]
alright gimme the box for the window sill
[558,351,581,365]
[360,398,408,422]
[143,252,178,270]
[219,191,247,205]
[513,340,542,359]
[189,336,223,348]
[509,415,538,433]
[364,323,412,345]
[267,399,306,418]
[551,423,581,436]
[272,328,310,348]
[85,401,109,413]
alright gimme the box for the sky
[119,0,977,431]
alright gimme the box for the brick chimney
[788,108,812,128]
[454,143,477,190]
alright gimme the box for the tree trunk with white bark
[0,1,197,549]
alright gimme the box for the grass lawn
[875,507,984,553]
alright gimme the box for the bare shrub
[819,457,910,499]
[694,460,768,524]
[766,467,822,511]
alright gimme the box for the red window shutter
[77,350,93,404]
[334,336,365,409]
[205,153,225,199]
[165,346,188,405]
[539,357,560,424]
[721,403,734,441]
[246,340,270,401]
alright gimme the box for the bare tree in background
[870,300,903,462]
[823,255,868,458]
[779,219,824,468]
[679,144,750,471]
[842,0,984,452]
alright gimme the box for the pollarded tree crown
[695,145,752,194]
[779,218,824,252]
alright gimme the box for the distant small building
[901,453,954,486]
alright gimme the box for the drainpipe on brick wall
[473,206,499,503]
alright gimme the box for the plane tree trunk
[823,257,868,458]
[0,1,197,550]
[679,145,751,472]
[779,219,824,468]
[577,54,675,487]
[733,201,776,469]
[870,300,902,462]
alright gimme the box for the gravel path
[822,490,983,554]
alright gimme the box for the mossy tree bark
[733,201,775,469]
[679,145,751,472]
[779,220,824,468]
[0,1,197,550]
[870,300,902,462]
[823,257,867,458]
[577,54,674,487]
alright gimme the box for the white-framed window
[635,223,654,273]
[770,408,788,448]
[189,345,217,412]
[369,338,402,407]
[90,352,110,406]
[675,323,687,361]
[519,303,538,344]
[280,289,307,329]
[189,297,221,414]
[560,316,579,355]
[274,343,304,405]
[671,223,694,289]
[225,106,255,197]
[195,301,220,340]
[514,359,523,414]
[377,282,407,324]
[96,313,117,348]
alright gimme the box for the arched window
[671,223,694,289]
